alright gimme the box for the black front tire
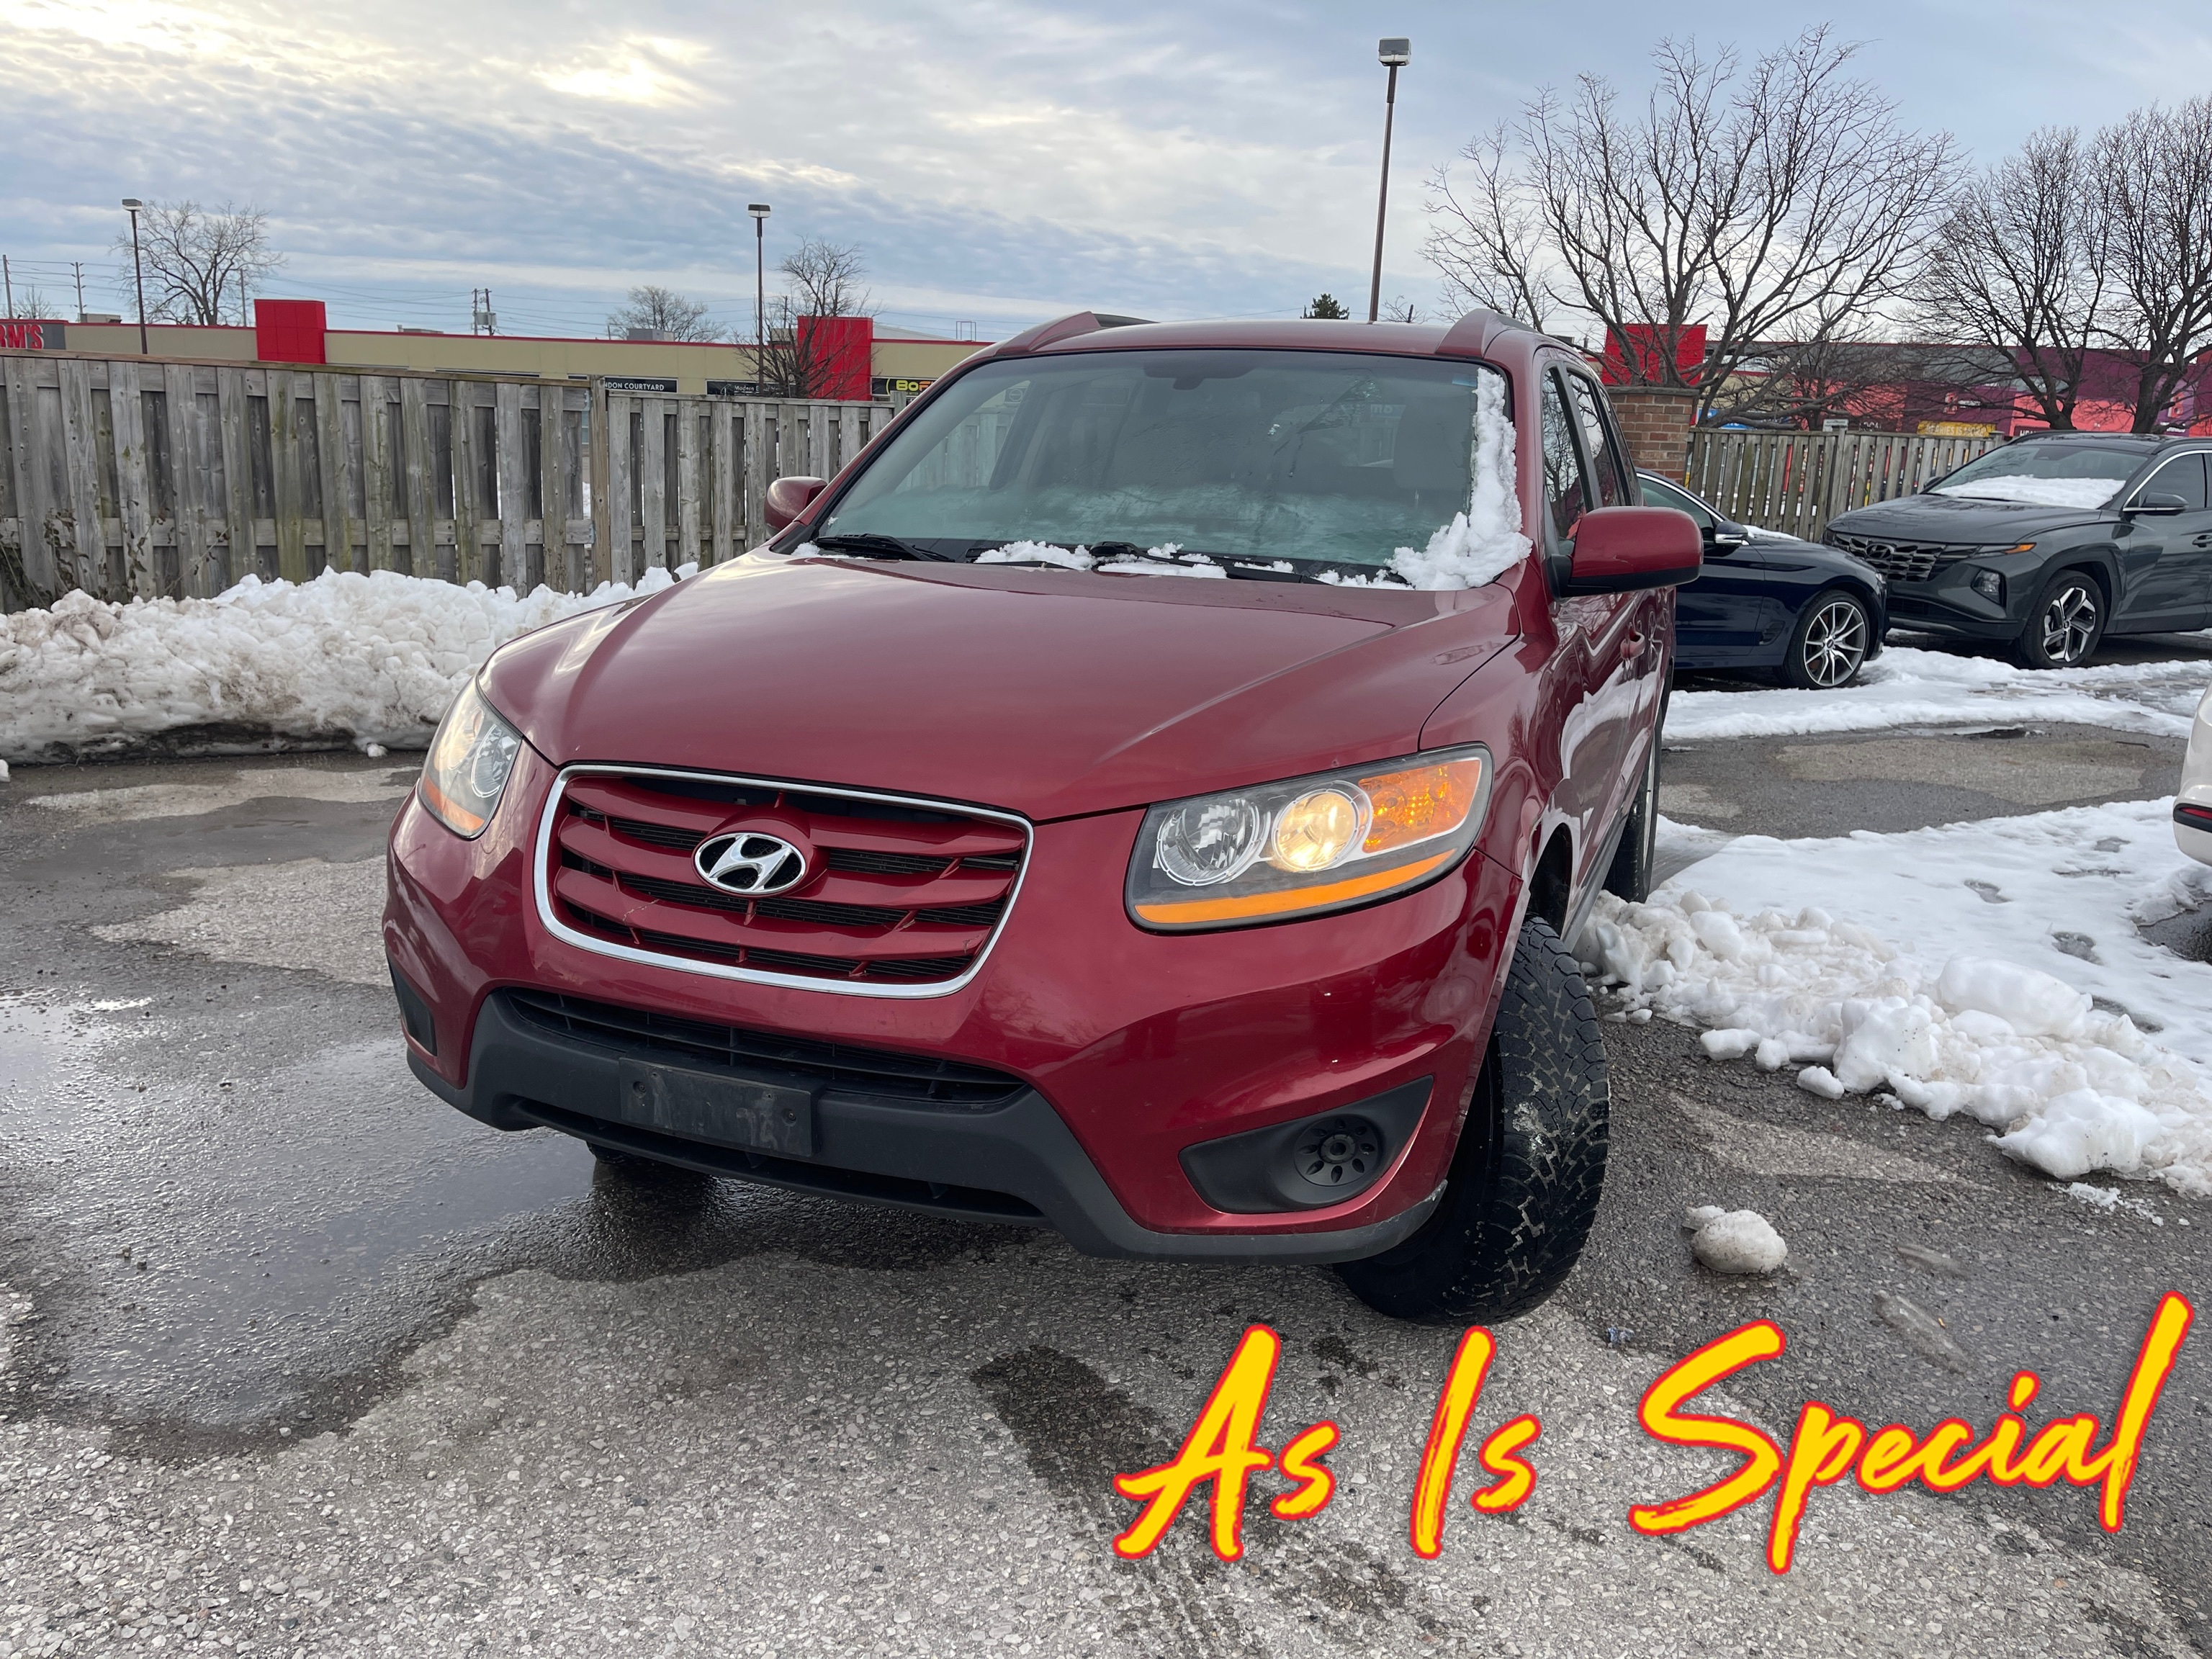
[2013,569,2105,669]
[1336,917,1610,1323]
[1781,588,1872,688]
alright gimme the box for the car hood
[480,555,1521,822]
[1826,493,2111,541]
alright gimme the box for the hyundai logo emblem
[694,831,810,896]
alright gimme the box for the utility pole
[3,255,12,319]
[1367,37,1411,324]
[71,261,86,322]
[471,287,498,336]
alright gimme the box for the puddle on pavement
[4,1017,1022,1434]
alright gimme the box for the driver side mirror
[2123,492,2188,518]
[1707,520,1750,553]
[1562,506,1703,595]
[764,475,828,533]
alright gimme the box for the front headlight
[1126,745,1492,930]
[418,680,524,838]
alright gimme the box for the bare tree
[112,201,282,325]
[1380,295,1423,324]
[2094,97,2212,433]
[1426,124,1557,331]
[759,240,872,399]
[1912,127,2108,430]
[10,284,54,320]
[606,284,724,341]
[1424,29,1956,421]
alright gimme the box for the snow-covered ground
[1666,644,2205,742]
[1588,798,2212,1197]
[0,567,689,763]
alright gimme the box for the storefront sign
[0,319,65,351]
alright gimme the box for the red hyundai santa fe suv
[383,310,1699,1322]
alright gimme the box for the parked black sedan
[1640,472,1890,688]
[1820,431,2212,668]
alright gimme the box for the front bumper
[385,749,1521,1252]
[1879,562,2028,641]
[411,990,1442,1262]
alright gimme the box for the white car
[2177,684,2212,864]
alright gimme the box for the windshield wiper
[806,531,954,562]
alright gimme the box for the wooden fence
[0,351,899,611]
[1684,428,2000,541]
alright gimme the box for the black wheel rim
[2038,583,2098,665]
[1800,598,1866,688]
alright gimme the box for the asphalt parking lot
[1,708,2208,1657]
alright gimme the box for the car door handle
[2194,533,2212,549]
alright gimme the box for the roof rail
[992,310,1156,356]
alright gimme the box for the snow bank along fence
[1686,428,1998,541]
[0,350,898,611]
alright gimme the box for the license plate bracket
[611,1058,817,1158]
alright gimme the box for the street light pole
[747,203,771,391]
[1367,38,1411,324]
[121,198,149,354]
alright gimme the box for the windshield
[1930,439,2149,509]
[817,349,1509,576]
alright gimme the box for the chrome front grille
[534,766,1030,997]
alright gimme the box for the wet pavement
[1,720,2208,1657]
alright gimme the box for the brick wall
[1604,386,1695,482]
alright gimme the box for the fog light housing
[1178,1078,1431,1213]
[1970,569,2005,605]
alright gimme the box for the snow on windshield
[1931,475,2119,509]
[820,351,1529,589]
[1388,370,1530,589]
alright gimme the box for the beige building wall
[43,321,984,395]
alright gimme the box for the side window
[1540,371,1588,545]
[1566,374,1632,508]
[2141,453,2210,512]
[1640,475,1714,529]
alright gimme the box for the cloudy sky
[4,0,2210,341]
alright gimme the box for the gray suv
[1822,432,2212,667]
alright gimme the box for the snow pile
[1389,372,1529,590]
[1666,644,2203,741]
[1686,1206,1789,1273]
[0,565,691,762]
[1584,798,2212,1196]
[1931,476,2119,510]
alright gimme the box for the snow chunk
[1935,956,2090,1040]
[1796,1065,1845,1099]
[1388,372,1531,590]
[1931,475,2118,509]
[1689,1209,1789,1274]
[0,566,691,763]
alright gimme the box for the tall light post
[747,202,771,390]
[1367,38,1411,324]
[121,197,149,354]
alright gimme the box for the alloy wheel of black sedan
[1781,590,1871,689]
